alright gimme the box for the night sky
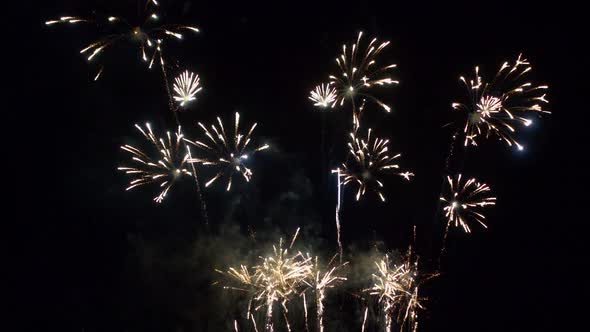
[15,0,585,331]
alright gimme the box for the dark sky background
[14,0,586,331]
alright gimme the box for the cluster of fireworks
[47,2,551,330]
[219,229,430,332]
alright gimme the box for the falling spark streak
[329,31,399,128]
[302,292,309,332]
[173,70,202,106]
[334,128,414,202]
[361,306,369,332]
[219,231,313,332]
[118,124,191,203]
[309,83,337,109]
[331,168,344,261]
[185,112,269,192]
[452,54,550,149]
[45,1,200,80]
[439,174,496,237]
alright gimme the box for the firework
[45,0,200,79]
[439,174,496,235]
[118,123,191,203]
[173,70,202,107]
[335,128,414,202]
[365,253,422,332]
[452,54,550,150]
[184,112,269,191]
[329,31,399,127]
[220,232,312,332]
[310,255,348,332]
[309,83,337,109]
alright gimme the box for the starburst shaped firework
[452,54,550,150]
[46,0,199,80]
[439,174,496,235]
[184,112,269,191]
[329,31,399,127]
[334,128,413,202]
[309,83,337,109]
[118,123,191,203]
[173,70,202,107]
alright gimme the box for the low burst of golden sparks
[329,31,399,127]
[184,112,269,191]
[365,253,423,332]
[310,255,348,332]
[218,230,312,332]
[45,0,200,79]
[334,128,414,202]
[118,123,191,203]
[440,174,496,234]
[173,70,202,106]
[452,54,550,150]
[309,83,337,109]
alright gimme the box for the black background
[13,0,586,331]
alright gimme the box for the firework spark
[309,83,337,109]
[184,112,269,191]
[329,31,399,127]
[311,255,348,332]
[118,123,191,203]
[452,54,550,150]
[173,70,202,107]
[219,232,312,332]
[365,253,422,332]
[45,1,200,79]
[439,174,496,235]
[335,128,414,202]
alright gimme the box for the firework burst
[439,174,496,235]
[310,255,348,332]
[452,54,550,150]
[173,70,202,107]
[45,0,200,80]
[219,231,312,332]
[184,112,269,191]
[335,128,413,202]
[329,31,399,127]
[118,123,191,203]
[309,83,337,109]
[366,253,422,332]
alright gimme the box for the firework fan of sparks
[309,83,337,109]
[334,128,414,202]
[366,253,423,332]
[452,54,550,150]
[329,31,399,127]
[439,174,496,235]
[173,70,202,107]
[310,255,348,332]
[118,123,191,203]
[184,112,269,191]
[219,230,312,332]
[45,0,200,80]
